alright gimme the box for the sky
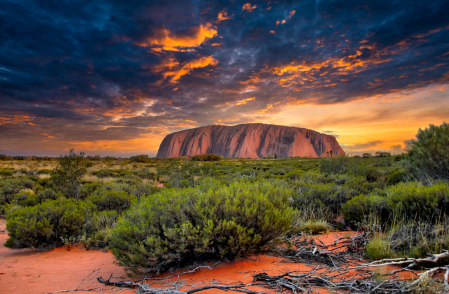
[1,0,449,157]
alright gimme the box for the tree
[362,153,372,158]
[51,149,88,199]
[408,122,449,181]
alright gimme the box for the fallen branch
[367,250,449,269]
[97,277,268,294]
[46,268,102,294]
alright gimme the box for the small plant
[78,234,92,250]
[365,234,394,260]
[61,236,79,251]
[293,220,331,235]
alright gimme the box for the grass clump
[293,220,331,235]
[365,235,394,260]
[109,179,294,274]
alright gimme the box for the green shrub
[37,169,52,175]
[87,190,135,213]
[51,149,88,199]
[366,221,449,263]
[92,170,115,178]
[129,154,151,163]
[387,170,407,185]
[191,153,221,161]
[85,210,118,248]
[342,195,391,225]
[342,182,449,227]
[110,179,294,274]
[13,191,39,207]
[130,182,161,199]
[388,182,448,222]
[79,182,105,199]
[0,177,35,206]
[6,198,95,248]
[36,188,62,202]
[320,156,350,174]
[0,154,13,161]
[408,122,449,181]
[0,168,15,177]
[364,168,385,183]
[293,183,350,217]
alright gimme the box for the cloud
[242,3,257,12]
[345,141,383,151]
[152,55,218,83]
[136,23,217,50]
[390,144,402,151]
[217,9,231,21]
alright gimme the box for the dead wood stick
[408,267,447,287]
[46,268,102,294]
[365,250,449,269]
[133,266,213,283]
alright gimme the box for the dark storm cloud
[1,0,449,154]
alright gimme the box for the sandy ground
[0,218,332,294]
[0,218,414,294]
[0,218,133,294]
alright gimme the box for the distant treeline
[0,152,401,161]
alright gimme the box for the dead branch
[46,268,102,294]
[366,250,449,269]
[97,277,268,294]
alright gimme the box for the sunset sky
[1,0,449,157]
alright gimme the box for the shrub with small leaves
[110,179,293,274]
[6,197,95,248]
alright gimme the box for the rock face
[156,123,345,159]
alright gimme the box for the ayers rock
[156,123,344,159]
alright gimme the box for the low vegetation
[110,179,293,273]
[1,122,449,289]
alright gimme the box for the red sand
[0,218,133,294]
[0,219,416,294]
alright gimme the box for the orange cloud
[244,42,397,89]
[137,23,217,51]
[0,115,34,125]
[257,104,273,113]
[159,56,218,83]
[217,9,231,21]
[214,97,256,108]
[242,3,257,12]
[289,10,296,18]
[40,133,55,139]
[150,57,180,75]
[235,97,255,105]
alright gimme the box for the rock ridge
[156,123,345,159]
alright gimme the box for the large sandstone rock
[156,123,344,159]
